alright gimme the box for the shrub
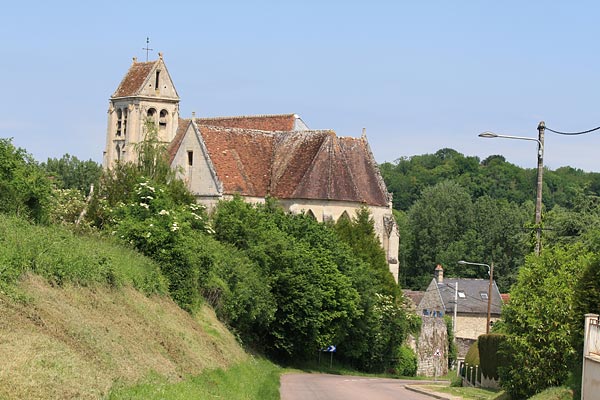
[478,334,507,381]
[0,138,52,223]
[396,345,417,376]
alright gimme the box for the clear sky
[1,1,599,172]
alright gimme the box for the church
[103,53,400,282]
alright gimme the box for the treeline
[0,135,416,373]
[381,148,600,291]
[380,148,600,212]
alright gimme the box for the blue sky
[1,1,599,171]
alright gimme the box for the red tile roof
[171,118,389,206]
[195,114,297,131]
[199,126,274,197]
[112,61,155,98]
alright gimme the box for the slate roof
[169,118,390,206]
[437,278,502,315]
[112,61,156,98]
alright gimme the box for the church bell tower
[103,52,180,168]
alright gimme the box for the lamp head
[457,260,467,265]
[479,132,498,139]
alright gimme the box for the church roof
[169,118,390,206]
[195,114,298,131]
[112,60,156,98]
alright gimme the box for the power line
[545,125,600,135]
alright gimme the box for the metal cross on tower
[142,37,153,61]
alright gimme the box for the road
[280,373,437,400]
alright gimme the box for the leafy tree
[0,138,52,223]
[41,154,101,194]
[499,244,593,398]
[334,206,399,297]
[404,181,475,289]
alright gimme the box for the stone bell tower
[103,53,180,168]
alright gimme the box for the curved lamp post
[479,121,545,255]
[458,260,494,334]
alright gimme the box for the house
[417,264,503,357]
[102,54,400,281]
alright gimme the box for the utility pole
[453,281,458,340]
[486,262,494,334]
[534,121,545,256]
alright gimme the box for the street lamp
[478,121,545,255]
[458,260,494,334]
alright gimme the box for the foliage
[333,206,399,297]
[499,244,593,399]
[404,181,475,288]
[465,340,480,366]
[445,315,457,369]
[48,187,87,226]
[0,213,167,294]
[211,197,409,371]
[109,179,210,311]
[395,345,418,376]
[478,334,507,380]
[41,153,102,194]
[0,138,52,223]
[527,387,574,400]
[381,148,599,291]
[380,148,600,213]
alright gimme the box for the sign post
[319,345,337,368]
[433,348,441,382]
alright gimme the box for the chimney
[435,264,444,284]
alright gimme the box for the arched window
[339,210,351,222]
[159,109,168,130]
[122,108,128,137]
[306,210,316,220]
[116,108,122,136]
[147,108,157,118]
[115,144,121,162]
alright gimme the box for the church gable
[112,56,178,100]
[169,120,222,197]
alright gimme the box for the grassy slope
[0,215,257,399]
[0,276,248,399]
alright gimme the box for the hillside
[0,213,250,399]
[0,276,247,399]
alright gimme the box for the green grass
[108,357,281,400]
[0,214,167,294]
[421,384,505,400]
[528,387,574,400]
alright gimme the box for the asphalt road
[280,373,436,400]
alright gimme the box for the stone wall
[413,316,448,377]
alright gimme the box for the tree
[334,206,399,297]
[41,154,101,194]
[405,181,475,288]
[499,244,593,398]
[0,138,52,223]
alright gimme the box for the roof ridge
[196,113,296,121]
